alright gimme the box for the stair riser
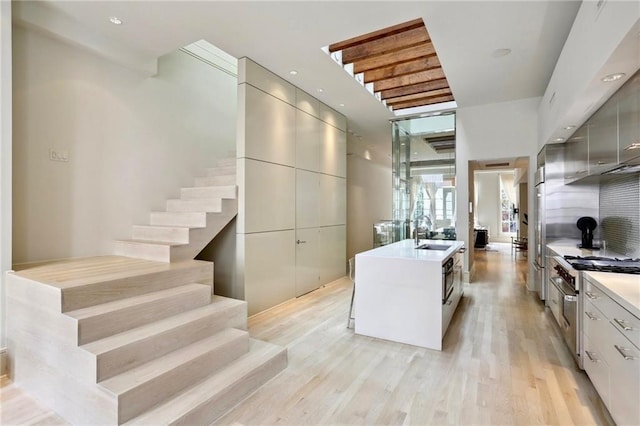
[216,158,236,167]
[95,302,247,381]
[206,166,236,176]
[166,199,222,213]
[117,333,250,423]
[114,241,172,263]
[132,226,190,244]
[168,349,287,426]
[75,286,212,345]
[150,212,207,228]
[61,262,213,312]
[194,175,236,187]
[180,186,237,200]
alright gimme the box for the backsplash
[600,173,640,257]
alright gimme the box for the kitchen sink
[416,244,451,251]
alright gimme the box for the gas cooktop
[563,255,640,274]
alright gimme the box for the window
[435,187,455,220]
[500,187,517,233]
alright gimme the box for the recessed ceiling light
[553,137,565,142]
[491,48,512,58]
[601,73,625,82]
[564,125,576,130]
[339,103,345,107]
[413,151,418,155]
[289,70,298,76]
[109,16,123,25]
[317,88,324,93]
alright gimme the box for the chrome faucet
[415,218,419,246]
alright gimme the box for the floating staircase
[6,158,288,425]
[115,157,238,262]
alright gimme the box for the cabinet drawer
[583,334,611,411]
[547,279,562,325]
[606,326,640,426]
[584,299,609,344]
[584,277,640,348]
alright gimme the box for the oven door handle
[564,295,577,302]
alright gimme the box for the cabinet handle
[585,350,600,363]
[585,311,600,321]
[614,345,635,361]
[613,318,632,331]
[446,299,453,305]
[296,240,307,244]
[585,291,599,300]
[552,298,558,305]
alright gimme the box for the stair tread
[125,339,285,425]
[82,297,245,356]
[100,328,248,395]
[13,256,210,289]
[116,239,187,247]
[66,284,209,320]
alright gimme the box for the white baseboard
[464,263,476,283]
[1,347,6,377]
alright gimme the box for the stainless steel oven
[443,258,454,304]
[549,256,582,368]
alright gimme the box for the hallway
[1,246,611,425]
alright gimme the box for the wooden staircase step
[114,240,183,263]
[59,259,213,312]
[180,185,237,200]
[149,212,207,228]
[101,328,250,424]
[205,166,236,176]
[67,284,212,345]
[124,339,287,426]
[132,225,191,244]
[216,158,236,167]
[82,296,247,382]
[194,175,235,187]
[166,198,222,213]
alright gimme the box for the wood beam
[385,88,452,105]
[391,95,455,110]
[341,26,429,64]
[353,44,436,74]
[379,78,450,100]
[328,18,424,52]
[363,55,440,84]
[374,68,445,92]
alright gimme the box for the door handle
[296,240,307,244]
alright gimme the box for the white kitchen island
[354,239,465,350]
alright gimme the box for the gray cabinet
[617,75,640,164]
[588,98,618,174]
[564,125,588,183]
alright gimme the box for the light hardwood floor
[1,245,612,425]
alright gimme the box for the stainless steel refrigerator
[533,166,545,300]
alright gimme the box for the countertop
[584,271,640,319]
[547,241,627,259]
[547,242,640,318]
[357,239,464,262]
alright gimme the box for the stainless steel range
[549,255,640,369]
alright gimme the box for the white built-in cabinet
[237,58,347,314]
[582,275,640,425]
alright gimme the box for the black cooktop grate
[563,255,640,274]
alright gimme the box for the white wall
[1,0,12,360]
[475,173,500,242]
[12,26,237,264]
[346,154,392,260]
[456,97,539,277]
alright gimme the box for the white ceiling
[15,0,583,161]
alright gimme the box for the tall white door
[295,228,320,296]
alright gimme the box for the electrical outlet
[49,149,69,162]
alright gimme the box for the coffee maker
[577,216,598,249]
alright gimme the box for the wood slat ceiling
[328,18,453,111]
